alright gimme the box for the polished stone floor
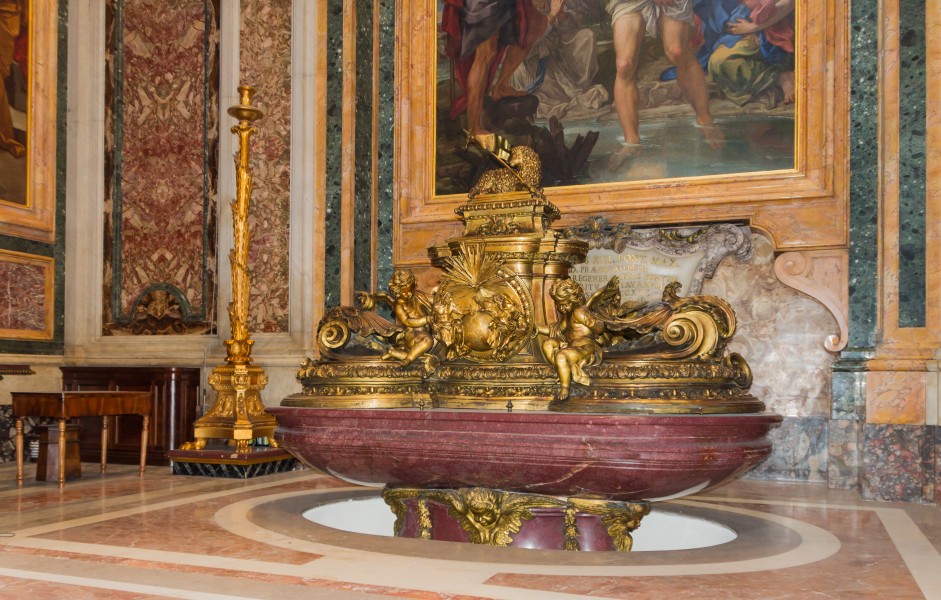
[0,462,937,599]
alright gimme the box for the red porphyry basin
[270,407,781,501]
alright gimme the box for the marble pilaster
[846,0,880,349]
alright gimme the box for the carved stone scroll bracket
[773,249,849,352]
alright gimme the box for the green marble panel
[846,0,880,350]
[897,0,926,327]
[376,0,394,293]
[353,0,373,294]
[324,0,344,309]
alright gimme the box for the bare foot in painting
[491,83,528,102]
[606,141,643,172]
[778,71,796,105]
[694,120,725,149]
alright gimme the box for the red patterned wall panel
[104,0,219,335]
[0,250,53,340]
[239,0,291,333]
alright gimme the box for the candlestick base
[180,363,278,453]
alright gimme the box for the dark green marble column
[897,0,927,327]
[353,0,374,294]
[323,0,344,309]
[375,0,395,292]
[832,0,881,420]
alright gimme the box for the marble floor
[0,462,938,599]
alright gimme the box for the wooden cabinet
[60,367,201,466]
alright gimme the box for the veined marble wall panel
[104,0,219,335]
[702,234,837,418]
[704,233,835,483]
[0,251,53,339]
[239,0,291,333]
[866,371,928,425]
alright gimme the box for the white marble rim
[211,488,842,576]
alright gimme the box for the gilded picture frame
[393,0,848,268]
[0,0,57,243]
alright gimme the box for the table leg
[57,418,66,486]
[101,416,108,472]
[139,414,149,476]
[15,417,23,485]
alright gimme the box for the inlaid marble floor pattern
[0,462,937,599]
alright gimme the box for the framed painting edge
[0,0,58,243]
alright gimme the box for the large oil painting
[435,0,796,194]
[0,0,28,206]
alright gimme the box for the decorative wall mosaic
[103,0,219,335]
[239,0,291,333]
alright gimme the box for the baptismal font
[272,140,779,551]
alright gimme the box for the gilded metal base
[430,362,557,410]
[290,357,433,409]
[382,486,650,551]
[182,364,279,453]
[552,355,764,414]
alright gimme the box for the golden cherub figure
[356,269,434,366]
[537,278,606,400]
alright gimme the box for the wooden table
[12,391,152,486]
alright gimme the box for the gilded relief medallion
[434,245,534,363]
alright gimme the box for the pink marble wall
[238,0,292,333]
[104,0,218,333]
[0,259,46,332]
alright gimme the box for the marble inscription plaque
[570,248,704,303]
